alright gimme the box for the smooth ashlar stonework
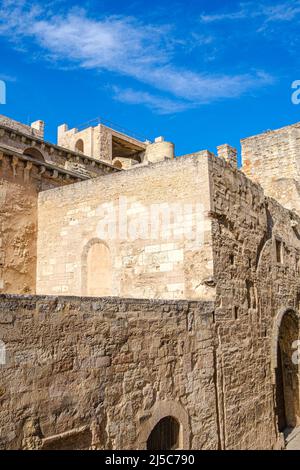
[36,154,214,301]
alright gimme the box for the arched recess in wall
[75,139,84,153]
[147,416,180,450]
[81,239,113,297]
[271,308,300,432]
[23,147,45,162]
[137,401,190,450]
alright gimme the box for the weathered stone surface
[0,295,216,450]
[37,154,214,301]
[1,115,300,450]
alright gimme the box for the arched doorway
[147,417,180,450]
[137,401,190,450]
[75,139,84,153]
[82,239,112,297]
[23,147,45,162]
[274,309,300,432]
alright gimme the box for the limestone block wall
[58,123,146,164]
[97,124,111,162]
[0,121,118,179]
[0,115,44,139]
[37,154,214,301]
[0,179,37,294]
[209,154,300,449]
[58,124,98,159]
[0,295,217,450]
[242,122,300,215]
[144,139,175,164]
[0,148,87,295]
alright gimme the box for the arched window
[147,417,180,450]
[75,139,84,153]
[82,240,112,297]
[23,147,45,162]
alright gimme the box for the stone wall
[144,139,175,164]
[0,295,217,450]
[58,124,97,159]
[37,154,214,301]
[0,179,37,294]
[209,154,300,449]
[242,122,300,215]
[58,122,146,164]
[0,119,118,179]
[0,115,44,139]
[0,149,85,295]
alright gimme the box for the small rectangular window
[233,306,238,320]
[296,292,300,312]
[275,239,283,264]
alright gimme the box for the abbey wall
[1,114,300,450]
[0,295,216,450]
[0,116,119,295]
[210,154,300,449]
[58,120,175,168]
[36,152,214,301]
[242,122,300,214]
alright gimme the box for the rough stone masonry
[0,115,300,450]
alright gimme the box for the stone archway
[137,401,190,450]
[272,309,300,432]
[81,239,112,297]
[23,147,45,162]
[147,416,180,450]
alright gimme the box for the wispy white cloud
[112,87,193,114]
[200,1,300,24]
[200,10,248,23]
[262,2,300,22]
[0,0,274,113]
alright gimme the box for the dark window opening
[147,417,180,450]
[275,310,300,432]
[297,292,300,312]
[75,139,84,153]
[233,306,239,320]
[275,344,287,432]
[276,239,283,264]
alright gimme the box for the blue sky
[0,0,300,160]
